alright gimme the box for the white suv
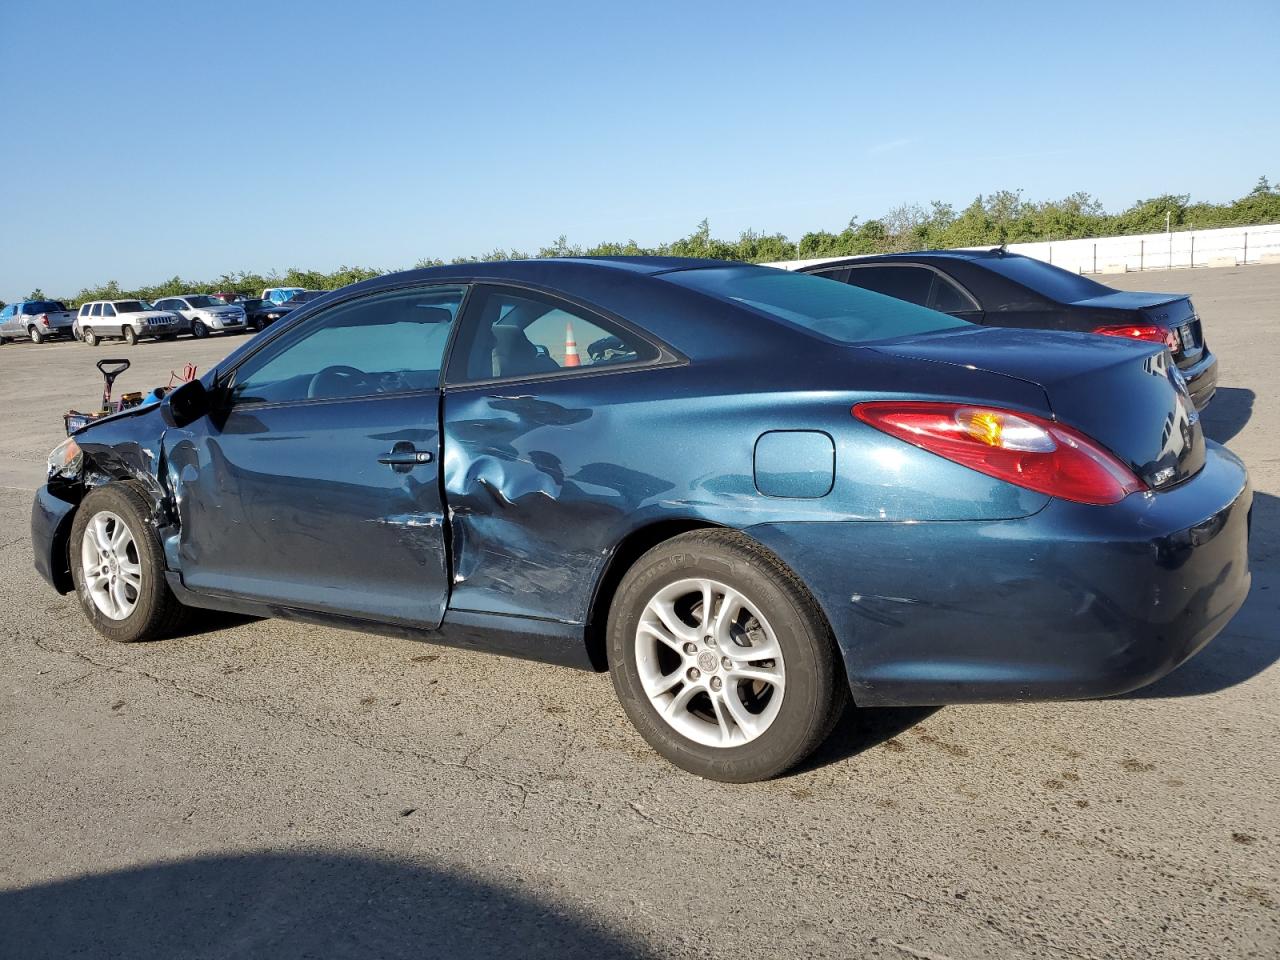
[153,294,248,338]
[76,300,185,346]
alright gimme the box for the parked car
[152,295,248,338]
[33,258,1250,782]
[787,250,1218,409]
[261,287,306,305]
[75,300,185,346]
[0,299,76,343]
[239,298,277,331]
[209,291,248,305]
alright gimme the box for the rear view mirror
[161,378,211,428]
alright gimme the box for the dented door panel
[166,393,449,627]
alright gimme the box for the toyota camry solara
[32,257,1251,782]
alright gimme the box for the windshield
[185,295,223,308]
[22,300,66,314]
[977,254,1112,302]
[114,301,148,313]
[663,265,970,344]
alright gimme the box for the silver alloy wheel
[635,577,786,748]
[80,510,143,621]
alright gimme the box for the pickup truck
[0,299,76,343]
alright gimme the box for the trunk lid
[1073,291,1204,368]
[872,326,1205,490]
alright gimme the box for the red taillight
[39,314,50,326]
[852,401,1146,506]
[1092,323,1179,352]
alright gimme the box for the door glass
[230,285,465,405]
[91,303,102,317]
[102,304,116,317]
[844,266,934,307]
[449,286,657,383]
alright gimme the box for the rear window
[977,254,1112,303]
[663,265,970,344]
[22,300,66,314]
[113,301,147,313]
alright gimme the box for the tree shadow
[0,850,652,960]
[1120,489,1278,698]
[788,704,939,776]
[1200,386,1254,444]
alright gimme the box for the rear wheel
[122,325,138,345]
[70,483,188,642]
[608,530,846,782]
[83,327,99,347]
[29,326,44,344]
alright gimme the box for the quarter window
[448,286,657,384]
[928,275,975,313]
[229,285,465,405]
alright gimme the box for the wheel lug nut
[704,635,714,645]
[721,656,733,670]
[687,667,701,681]
[710,676,723,691]
[683,642,697,655]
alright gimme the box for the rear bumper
[747,442,1251,707]
[32,484,79,594]
[1181,346,1218,410]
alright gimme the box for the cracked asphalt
[2,268,1277,959]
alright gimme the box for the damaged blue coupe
[32,258,1252,781]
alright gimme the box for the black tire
[191,319,208,339]
[83,327,99,347]
[608,529,846,782]
[29,326,44,344]
[122,325,138,345]
[70,483,188,643]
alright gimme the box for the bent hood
[872,326,1205,490]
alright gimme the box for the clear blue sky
[2,0,1277,301]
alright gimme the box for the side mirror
[161,378,212,428]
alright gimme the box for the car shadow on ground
[0,851,652,960]
[169,608,261,640]
[1120,489,1277,699]
[1201,386,1254,445]
[791,704,940,776]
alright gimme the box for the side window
[928,275,975,313]
[90,303,103,317]
[844,266,934,307]
[0,306,11,319]
[447,285,658,384]
[230,285,465,405]
[102,304,117,317]
[78,305,89,317]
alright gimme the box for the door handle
[378,449,434,466]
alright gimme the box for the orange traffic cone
[564,322,581,367]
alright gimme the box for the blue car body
[32,257,1251,706]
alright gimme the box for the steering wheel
[307,365,372,399]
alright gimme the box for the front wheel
[122,325,138,345]
[190,320,208,339]
[70,483,188,642]
[608,530,846,782]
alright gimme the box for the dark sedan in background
[33,258,1249,781]
[795,250,1218,409]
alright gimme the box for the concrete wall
[768,222,1280,275]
